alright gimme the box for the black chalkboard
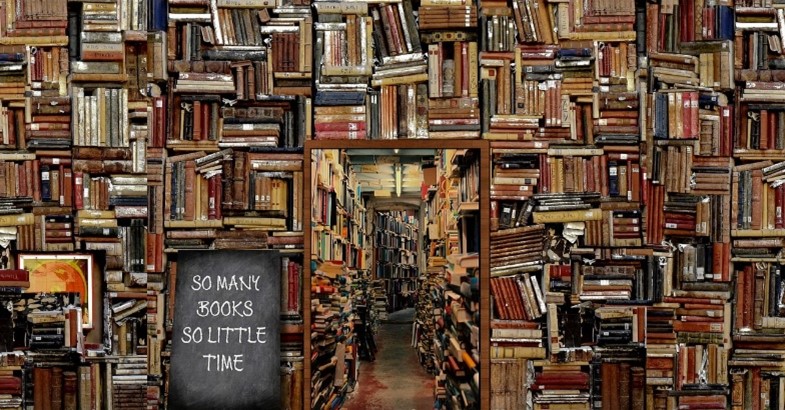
[169,250,281,410]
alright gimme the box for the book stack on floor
[415,268,443,375]
[310,149,368,408]
[430,149,480,409]
[371,279,388,322]
[420,183,447,378]
[309,260,354,409]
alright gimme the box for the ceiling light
[395,163,402,197]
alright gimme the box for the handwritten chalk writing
[217,275,261,291]
[170,251,280,406]
[191,274,262,291]
[202,354,245,372]
[181,326,267,344]
[181,326,202,343]
[196,300,254,317]
[191,275,211,291]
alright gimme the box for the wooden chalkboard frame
[169,249,281,410]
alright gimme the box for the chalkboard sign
[170,250,281,410]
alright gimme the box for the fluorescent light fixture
[395,163,402,197]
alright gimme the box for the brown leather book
[183,160,196,221]
[73,147,132,160]
[62,372,78,410]
[601,362,614,410]
[752,367,761,410]
[731,372,744,410]
[146,232,158,273]
[753,268,766,330]
[72,159,133,174]
[490,278,509,320]
[751,169,763,229]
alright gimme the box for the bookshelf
[414,176,444,378]
[8,0,785,408]
[373,209,419,312]
[309,148,367,409]
[429,149,482,409]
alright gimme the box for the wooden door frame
[303,139,490,410]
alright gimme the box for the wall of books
[0,0,783,408]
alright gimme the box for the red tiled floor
[344,311,434,410]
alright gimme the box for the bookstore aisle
[343,308,434,410]
[311,148,480,409]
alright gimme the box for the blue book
[717,6,734,40]
[150,0,168,31]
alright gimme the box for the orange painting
[20,255,93,327]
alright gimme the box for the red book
[214,175,223,220]
[288,261,299,312]
[737,265,755,329]
[490,278,509,320]
[62,166,72,207]
[760,110,770,150]
[711,244,723,282]
[146,232,157,273]
[0,269,28,283]
[722,243,731,282]
[13,20,68,29]
[582,15,636,25]
[208,175,217,220]
[720,106,731,155]
[314,121,367,132]
[154,96,166,147]
[771,108,778,150]
[316,130,367,139]
[192,101,202,141]
[496,277,516,320]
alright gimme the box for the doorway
[305,144,484,410]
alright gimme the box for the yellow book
[0,213,34,226]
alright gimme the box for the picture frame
[17,254,95,329]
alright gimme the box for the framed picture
[17,254,95,328]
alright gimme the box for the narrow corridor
[344,308,435,410]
